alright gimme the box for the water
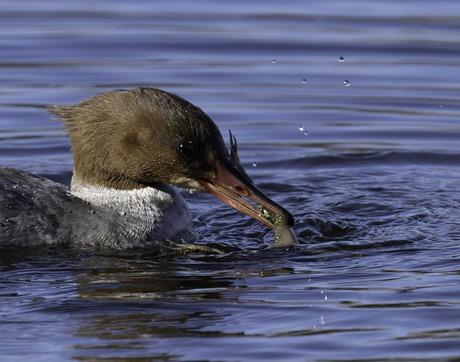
[1,0,460,361]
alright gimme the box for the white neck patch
[70,176,195,247]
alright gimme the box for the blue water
[1,1,460,361]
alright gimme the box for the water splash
[299,125,309,135]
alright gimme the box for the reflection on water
[1,0,460,360]
[3,235,460,361]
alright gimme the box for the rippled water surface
[1,1,460,361]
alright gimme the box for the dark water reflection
[2,234,460,361]
[2,0,460,361]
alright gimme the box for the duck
[0,87,295,251]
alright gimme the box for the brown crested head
[49,87,295,231]
[49,88,228,190]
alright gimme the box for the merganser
[0,88,295,251]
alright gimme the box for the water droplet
[338,56,345,62]
[272,59,276,64]
[298,125,309,135]
[252,161,258,167]
[343,80,351,87]
[302,78,307,84]
[119,211,126,216]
